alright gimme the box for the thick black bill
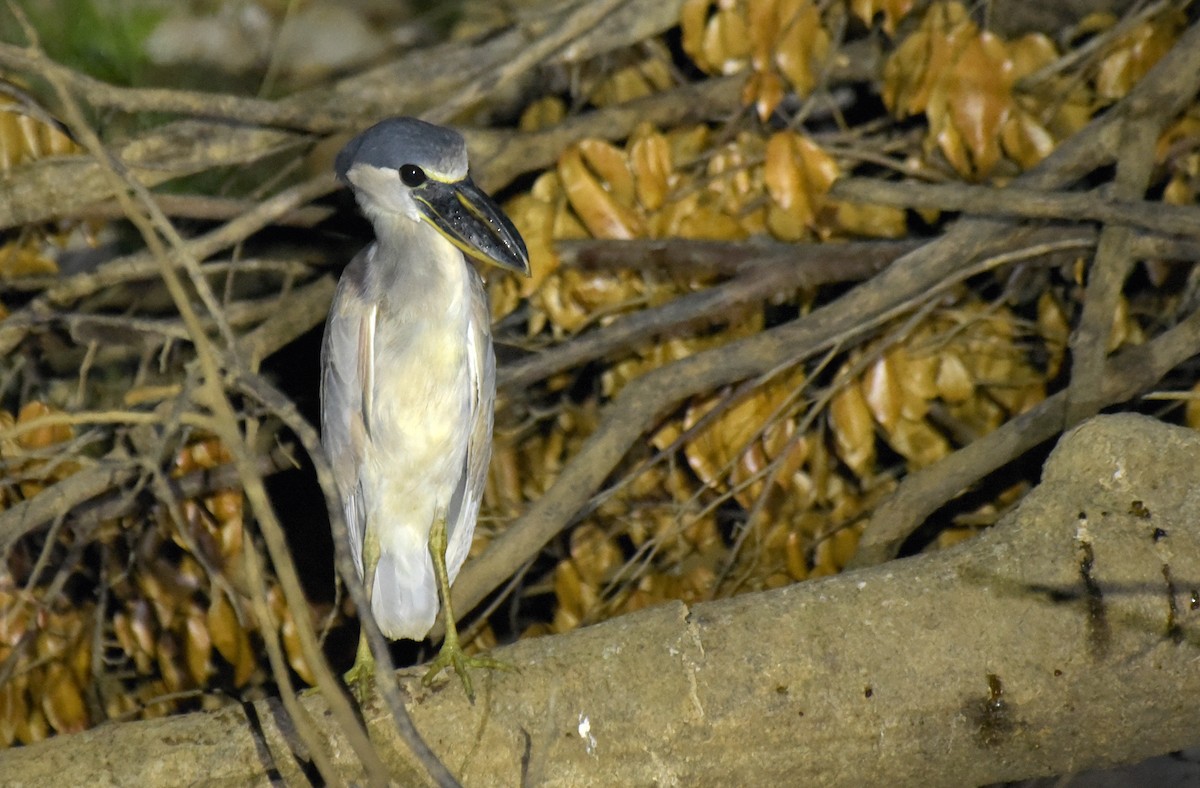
[415,177,531,276]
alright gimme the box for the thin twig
[830,178,1200,239]
[499,239,913,392]
[0,40,349,132]
[424,0,631,125]
[1064,87,1184,424]
[75,193,334,227]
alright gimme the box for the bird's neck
[367,213,473,309]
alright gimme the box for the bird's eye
[399,164,427,187]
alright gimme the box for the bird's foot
[422,640,513,703]
[343,639,376,704]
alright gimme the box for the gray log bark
[3,414,1198,786]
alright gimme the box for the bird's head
[336,117,530,276]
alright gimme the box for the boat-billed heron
[321,117,529,700]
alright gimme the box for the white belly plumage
[362,316,473,640]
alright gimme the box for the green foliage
[2,0,162,86]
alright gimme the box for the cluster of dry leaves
[1,0,1196,745]
[0,92,84,288]
[482,1,1180,640]
[0,405,314,743]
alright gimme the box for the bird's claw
[422,641,513,703]
[344,654,376,704]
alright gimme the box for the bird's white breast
[361,230,476,559]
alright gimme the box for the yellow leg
[421,511,511,702]
[344,527,380,702]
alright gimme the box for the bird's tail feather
[371,549,439,641]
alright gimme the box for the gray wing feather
[443,271,494,581]
[319,248,375,576]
